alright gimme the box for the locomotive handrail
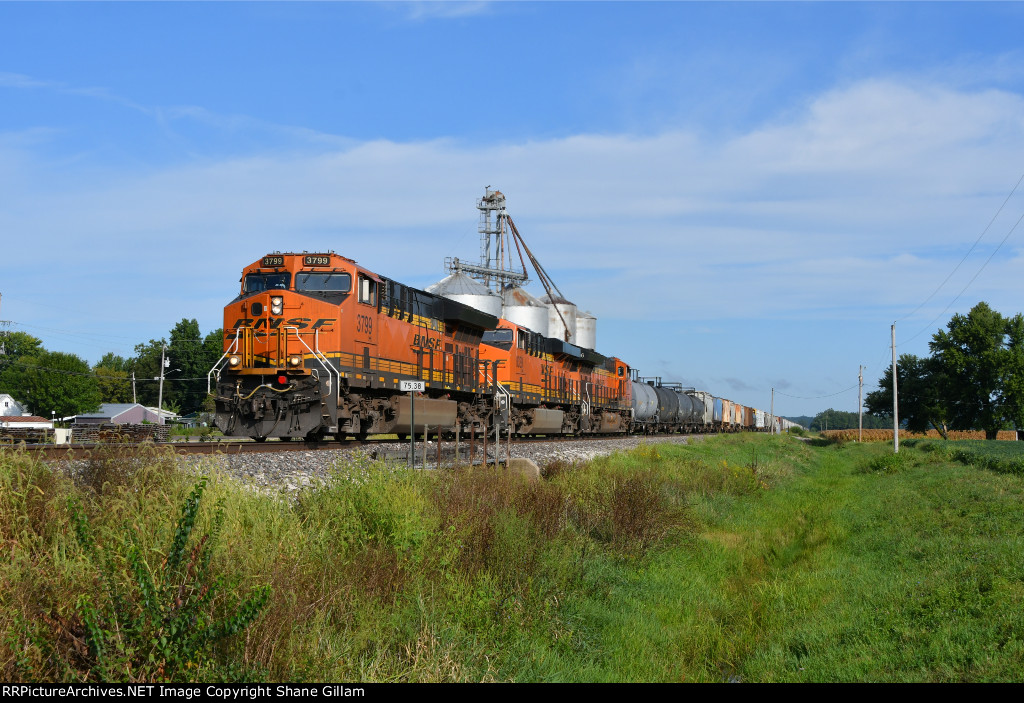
[284,327,337,399]
[207,329,243,393]
[481,363,512,408]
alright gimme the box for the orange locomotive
[210,251,632,441]
[477,319,632,434]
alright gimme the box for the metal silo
[501,286,548,334]
[426,271,503,318]
[539,294,577,343]
[575,310,597,350]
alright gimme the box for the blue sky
[2,1,1024,417]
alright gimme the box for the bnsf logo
[413,334,441,349]
[228,318,335,331]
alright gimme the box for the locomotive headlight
[288,355,302,367]
[271,296,284,316]
[228,355,241,367]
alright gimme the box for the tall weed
[66,478,270,682]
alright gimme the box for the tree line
[808,409,889,432]
[865,302,1024,440]
[0,319,224,419]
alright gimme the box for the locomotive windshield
[295,271,352,293]
[243,272,291,293]
[482,328,514,350]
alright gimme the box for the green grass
[907,438,1024,475]
[3,435,1024,681]
[551,438,1024,681]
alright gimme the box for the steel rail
[3,430,712,462]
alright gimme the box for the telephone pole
[157,344,167,425]
[892,324,899,454]
[858,365,863,443]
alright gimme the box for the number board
[261,255,285,267]
[303,255,331,267]
[399,380,425,392]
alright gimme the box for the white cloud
[0,72,57,89]
[3,77,1024,368]
[399,1,494,21]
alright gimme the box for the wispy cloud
[0,72,57,89]
[399,1,494,21]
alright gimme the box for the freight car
[209,251,786,441]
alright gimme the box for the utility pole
[770,387,775,435]
[858,365,863,443]
[132,371,137,404]
[157,344,167,425]
[892,324,899,454]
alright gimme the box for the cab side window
[358,275,376,306]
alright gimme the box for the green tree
[810,408,889,432]
[166,319,210,415]
[929,302,1024,439]
[129,324,223,414]
[203,327,225,367]
[128,339,166,408]
[0,331,44,370]
[0,351,102,418]
[94,353,132,404]
[865,354,951,438]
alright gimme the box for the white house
[0,393,26,416]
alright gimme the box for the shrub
[67,478,270,682]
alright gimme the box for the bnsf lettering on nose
[229,318,335,331]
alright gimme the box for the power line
[898,206,1024,347]
[896,171,1024,323]
[3,321,220,345]
[774,383,859,400]
[0,359,212,383]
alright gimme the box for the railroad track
[4,431,697,463]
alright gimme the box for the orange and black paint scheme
[477,320,633,434]
[212,251,634,441]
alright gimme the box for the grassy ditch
[2,435,1023,682]
[904,438,1024,475]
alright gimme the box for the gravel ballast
[182,435,701,495]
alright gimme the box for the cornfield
[821,429,1020,442]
